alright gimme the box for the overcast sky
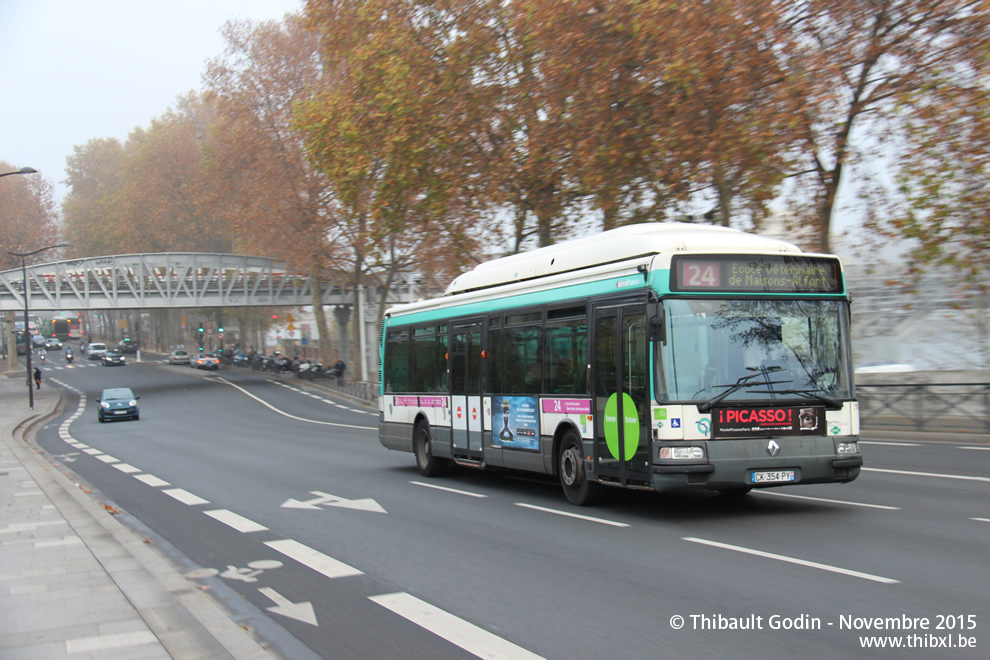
[0,0,302,204]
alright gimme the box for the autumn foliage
[43,0,990,298]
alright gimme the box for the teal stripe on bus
[386,273,649,327]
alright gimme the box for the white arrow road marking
[281,491,387,514]
[258,587,318,626]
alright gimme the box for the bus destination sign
[671,255,843,293]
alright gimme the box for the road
[32,351,989,659]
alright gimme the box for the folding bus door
[592,303,652,486]
[450,320,484,460]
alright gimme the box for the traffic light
[218,326,224,333]
[198,324,204,333]
[272,314,278,320]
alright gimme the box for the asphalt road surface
[33,352,990,659]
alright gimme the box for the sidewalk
[0,371,276,659]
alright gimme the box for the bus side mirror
[649,311,666,344]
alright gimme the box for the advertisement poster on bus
[491,396,539,450]
[712,406,825,439]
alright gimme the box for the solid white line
[370,592,545,660]
[216,377,375,430]
[162,488,211,506]
[755,491,900,510]
[204,509,269,533]
[959,446,990,451]
[682,537,899,584]
[411,481,488,498]
[112,463,141,474]
[514,503,630,527]
[134,474,171,487]
[972,518,990,523]
[264,539,363,578]
[859,441,920,447]
[863,467,990,483]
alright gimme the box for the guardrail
[309,375,378,405]
[856,383,990,434]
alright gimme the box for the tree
[785,0,990,253]
[109,95,231,253]
[62,97,230,256]
[204,15,346,365]
[0,161,61,270]
[62,138,125,257]
[880,56,990,281]
[301,0,486,308]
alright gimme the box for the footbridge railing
[0,253,352,311]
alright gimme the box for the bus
[378,223,862,505]
[52,316,81,342]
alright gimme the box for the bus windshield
[657,298,853,404]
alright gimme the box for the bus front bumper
[649,437,862,492]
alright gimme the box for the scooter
[65,348,74,364]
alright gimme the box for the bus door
[592,303,652,486]
[450,320,484,460]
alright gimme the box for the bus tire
[558,430,602,506]
[414,421,448,477]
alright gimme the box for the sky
[0,0,302,205]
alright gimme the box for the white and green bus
[378,223,862,505]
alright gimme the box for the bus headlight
[836,441,860,455]
[660,446,705,460]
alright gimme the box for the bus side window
[412,330,435,392]
[386,330,410,393]
[546,318,587,394]
[505,325,541,394]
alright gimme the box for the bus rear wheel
[414,421,448,477]
[558,431,603,506]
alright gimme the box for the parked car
[86,342,108,360]
[168,349,191,365]
[192,353,220,370]
[101,349,126,366]
[44,337,63,350]
[97,387,140,422]
[118,338,139,354]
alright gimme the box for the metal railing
[857,383,990,434]
[310,375,378,405]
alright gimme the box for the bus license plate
[751,470,795,484]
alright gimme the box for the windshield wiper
[697,370,790,413]
[744,388,842,409]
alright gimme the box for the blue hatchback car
[98,387,140,422]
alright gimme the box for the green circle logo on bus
[603,392,640,460]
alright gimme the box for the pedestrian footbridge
[0,253,352,312]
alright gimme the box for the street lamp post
[8,242,69,409]
[2,167,39,372]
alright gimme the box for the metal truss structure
[0,253,352,312]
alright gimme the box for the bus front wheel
[414,422,448,477]
[558,431,602,506]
